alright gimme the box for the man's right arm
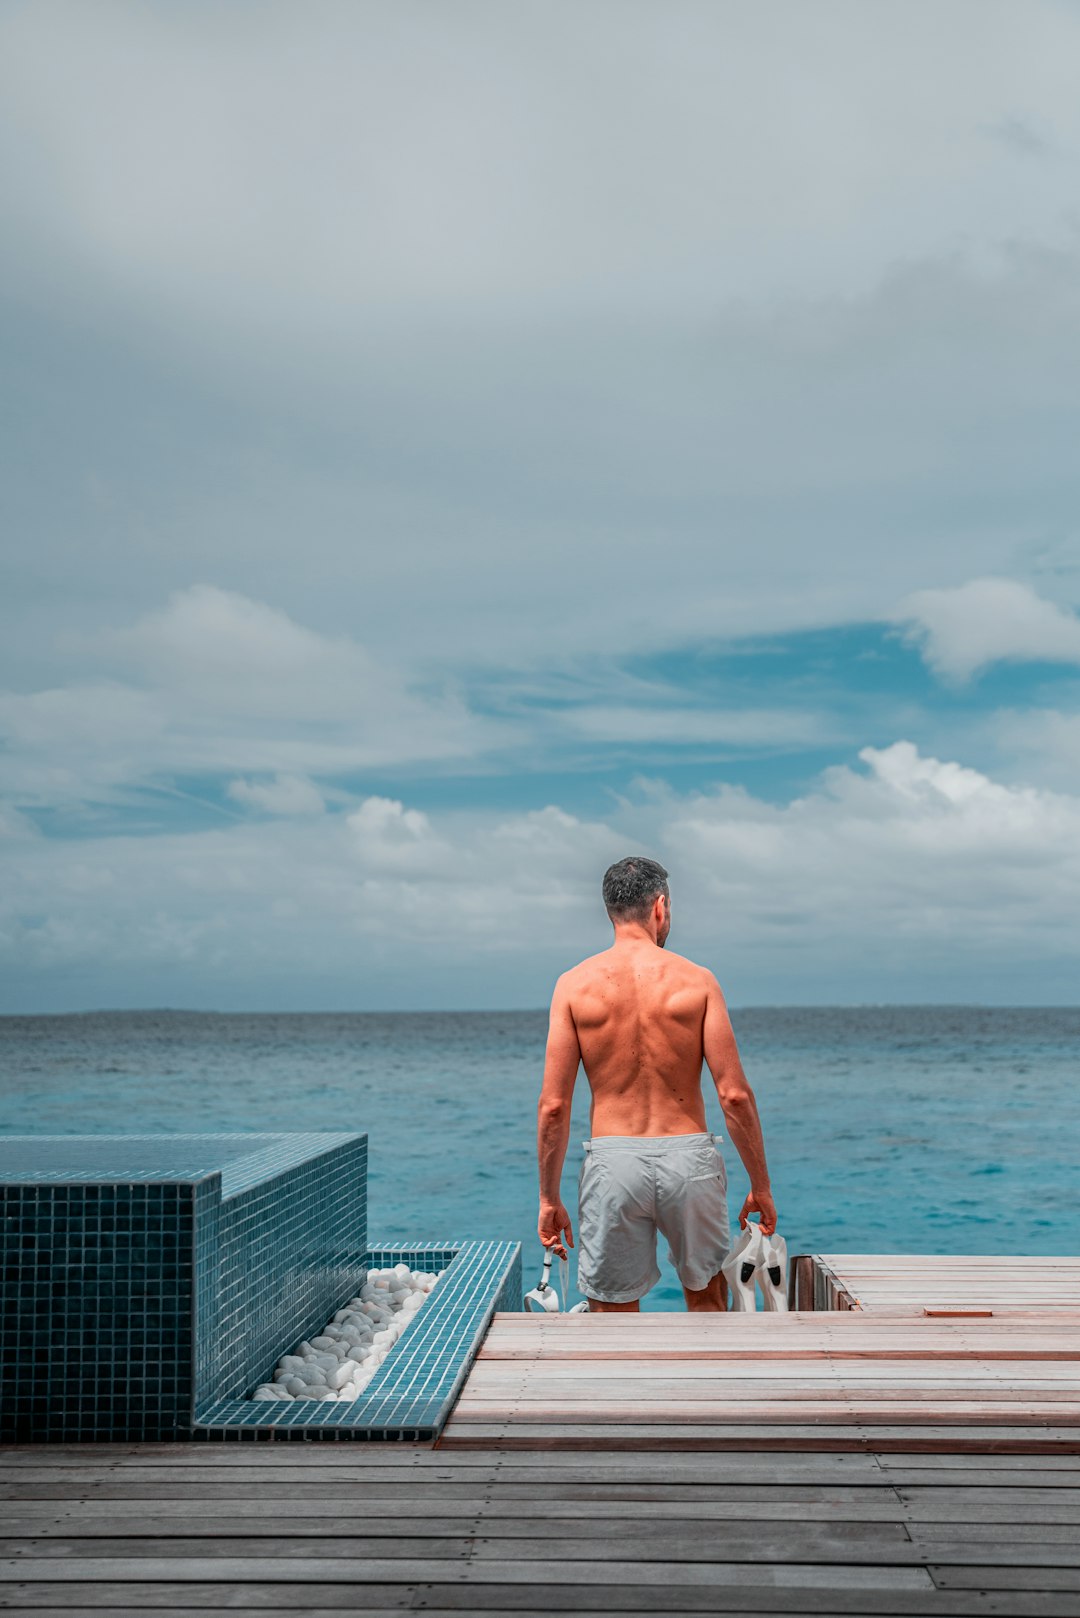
[702,972,777,1234]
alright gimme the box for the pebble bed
[251,1263,443,1402]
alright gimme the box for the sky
[2,0,1080,1012]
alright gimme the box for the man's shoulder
[663,949,718,986]
[557,950,611,985]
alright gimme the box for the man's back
[563,942,711,1136]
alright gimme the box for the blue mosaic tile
[193,1237,521,1442]
[1,1134,367,1442]
[2,1135,518,1444]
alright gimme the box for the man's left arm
[537,974,580,1259]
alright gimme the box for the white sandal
[758,1232,789,1311]
[524,1251,562,1312]
[526,1251,590,1312]
[721,1223,764,1310]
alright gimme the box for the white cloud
[991,707,1080,792]
[894,577,1080,682]
[345,795,448,879]
[226,773,325,816]
[3,742,1079,1008]
[663,741,1080,960]
[0,586,506,806]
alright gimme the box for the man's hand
[538,1200,574,1260]
[739,1188,777,1235]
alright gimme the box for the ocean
[1,1006,1077,1309]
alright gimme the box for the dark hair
[602,856,670,922]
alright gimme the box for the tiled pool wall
[193,1135,368,1410]
[1,1133,520,1443]
[195,1237,521,1441]
[1,1175,197,1442]
[0,1133,369,1443]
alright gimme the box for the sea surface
[1,1006,1077,1309]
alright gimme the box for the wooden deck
[5,1440,1080,1614]
[806,1255,1080,1315]
[3,1257,1079,1614]
[441,1310,1080,1453]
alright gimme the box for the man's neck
[610,924,661,949]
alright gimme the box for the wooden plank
[0,1456,893,1482]
[0,1556,937,1590]
[932,1566,1080,1591]
[0,1501,913,1527]
[440,1432,1080,1456]
[880,1452,1080,1469]
[913,1521,1080,1543]
[11,1582,1079,1614]
[0,1597,412,1616]
[900,1484,1080,1504]
[11,1499,1080,1531]
[463,1368,1080,1386]
[0,1526,922,1561]
[0,1492,918,1519]
[450,1403,1080,1424]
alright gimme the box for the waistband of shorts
[583,1131,721,1155]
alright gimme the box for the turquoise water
[1,1006,1077,1309]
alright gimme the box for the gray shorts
[577,1132,731,1304]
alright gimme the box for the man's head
[602,855,671,946]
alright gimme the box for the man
[537,855,776,1312]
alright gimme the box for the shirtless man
[537,855,776,1312]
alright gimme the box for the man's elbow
[718,1082,754,1113]
[538,1098,569,1127]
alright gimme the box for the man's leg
[587,1296,641,1313]
[682,1270,728,1312]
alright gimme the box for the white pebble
[255,1261,439,1402]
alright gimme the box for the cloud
[4,1,1080,333]
[660,741,1080,969]
[893,577,1080,682]
[3,2,1080,695]
[0,586,505,807]
[991,707,1080,792]
[3,5,1080,1011]
[226,773,325,816]
[3,741,1079,1009]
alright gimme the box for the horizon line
[3,1001,1080,1020]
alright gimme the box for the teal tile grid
[193,1237,522,1442]
[1,1134,367,1442]
[0,1134,350,1191]
[0,1178,196,1442]
[193,1134,368,1412]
